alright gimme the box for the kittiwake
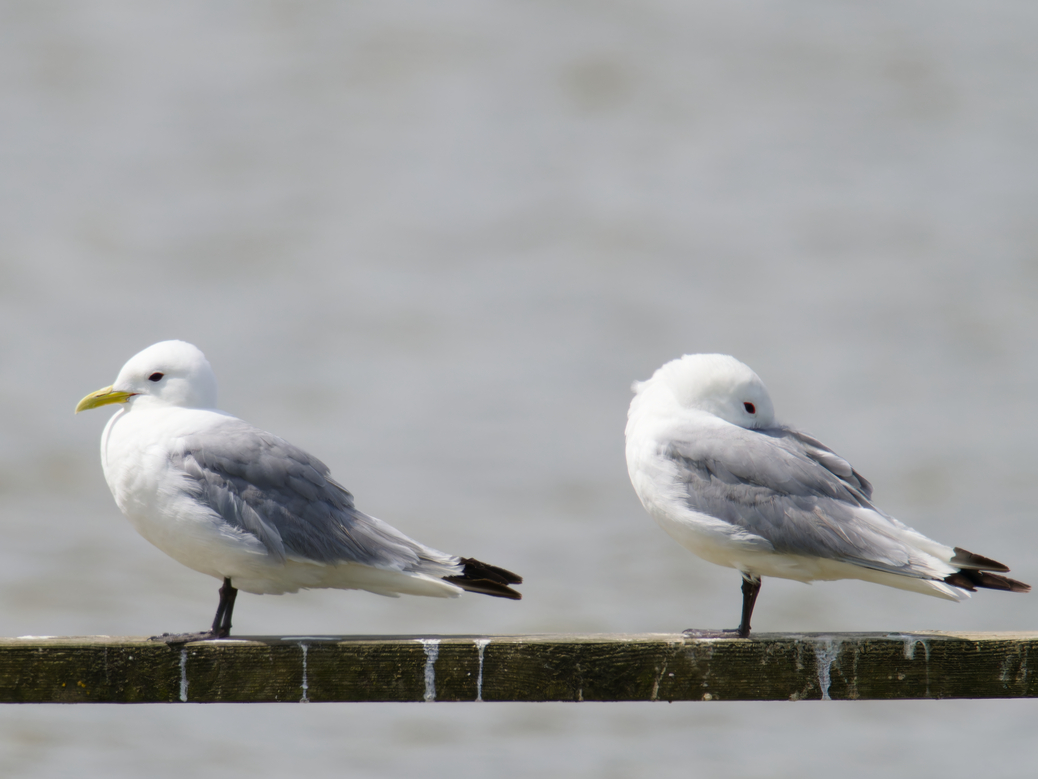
[625,353,1028,638]
[76,340,522,642]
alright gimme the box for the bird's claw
[681,628,750,639]
[148,631,226,644]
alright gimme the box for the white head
[632,353,775,429]
[76,340,218,413]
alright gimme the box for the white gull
[625,353,1028,637]
[77,340,521,641]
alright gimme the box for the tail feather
[445,557,523,600]
[945,547,1030,593]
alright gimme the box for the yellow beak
[75,385,136,414]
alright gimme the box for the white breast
[100,406,272,585]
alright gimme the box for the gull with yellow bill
[77,340,521,642]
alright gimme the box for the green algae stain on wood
[1,633,1035,703]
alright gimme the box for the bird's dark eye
[743,402,756,414]
[148,372,164,382]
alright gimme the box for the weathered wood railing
[1,632,1034,703]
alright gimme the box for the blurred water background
[2,1,1037,777]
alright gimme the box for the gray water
[2,1,1037,776]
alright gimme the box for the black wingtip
[945,568,1031,594]
[445,556,523,600]
[950,547,1011,573]
[945,546,1029,593]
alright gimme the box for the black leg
[737,575,762,638]
[682,574,762,639]
[149,577,238,644]
[210,577,238,638]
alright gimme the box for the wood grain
[1,633,1034,703]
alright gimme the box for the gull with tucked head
[77,340,521,642]
[625,353,1029,638]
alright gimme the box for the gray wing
[668,424,925,573]
[169,417,453,572]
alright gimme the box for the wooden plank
[0,633,1034,703]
